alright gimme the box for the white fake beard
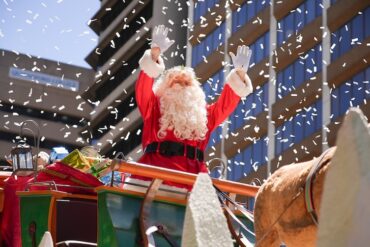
[157,83,208,141]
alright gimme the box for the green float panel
[98,189,185,247]
[19,194,52,247]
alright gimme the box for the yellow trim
[42,169,68,179]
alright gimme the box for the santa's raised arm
[134,25,253,188]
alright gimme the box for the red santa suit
[135,50,252,185]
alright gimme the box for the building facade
[82,0,188,159]
[188,0,369,184]
[0,49,95,157]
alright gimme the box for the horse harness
[256,147,335,246]
[304,147,335,225]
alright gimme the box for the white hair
[153,66,208,141]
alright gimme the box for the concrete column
[186,0,194,67]
[152,0,188,66]
[322,0,331,151]
[222,2,232,178]
[267,1,277,177]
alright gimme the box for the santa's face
[153,66,208,141]
[168,72,192,88]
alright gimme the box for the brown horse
[253,147,336,247]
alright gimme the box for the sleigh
[1,159,259,247]
[2,108,369,246]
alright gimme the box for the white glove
[229,45,252,72]
[151,25,175,53]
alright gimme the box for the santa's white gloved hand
[229,45,252,72]
[151,25,175,53]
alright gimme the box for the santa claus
[135,25,253,184]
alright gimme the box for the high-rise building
[188,0,369,184]
[82,0,188,159]
[0,49,95,157]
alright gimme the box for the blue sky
[0,0,100,68]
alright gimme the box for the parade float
[1,108,369,247]
[0,122,259,247]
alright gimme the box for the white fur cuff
[226,69,253,98]
[139,49,165,78]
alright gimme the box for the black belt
[144,141,204,162]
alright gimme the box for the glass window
[330,32,339,61]
[199,1,206,22]
[207,0,215,10]
[365,8,370,38]
[257,0,268,12]
[253,90,263,116]
[282,120,293,151]
[304,107,315,137]
[315,101,323,131]
[236,152,245,181]
[331,68,370,120]
[235,104,244,131]
[249,31,270,66]
[229,82,268,133]
[339,25,351,57]
[228,152,241,181]
[275,125,283,156]
[294,113,304,143]
[246,3,256,24]
[305,0,316,24]
[247,197,255,211]
[232,10,239,33]
[331,87,340,121]
[339,82,351,117]
[240,4,247,28]
[255,36,264,63]
[192,22,225,67]
[253,139,263,165]
[231,1,268,33]
[228,135,268,181]
[285,12,295,41]
[366,67,370,95]
[193,0,221,23]
[277,0,323,46]
[243,146,252,175]
[275,100,322,156]
[294,61,305,88]
[284,64,294,93]
[295,4,304,30]
[303,49,314,82]
[352,72,365,106]
[208,126,222,149]
[264,31,270,57]
[276,44,322,99]
[330,7,369,61]
[277,24,284,45]
[352,13,364,42]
